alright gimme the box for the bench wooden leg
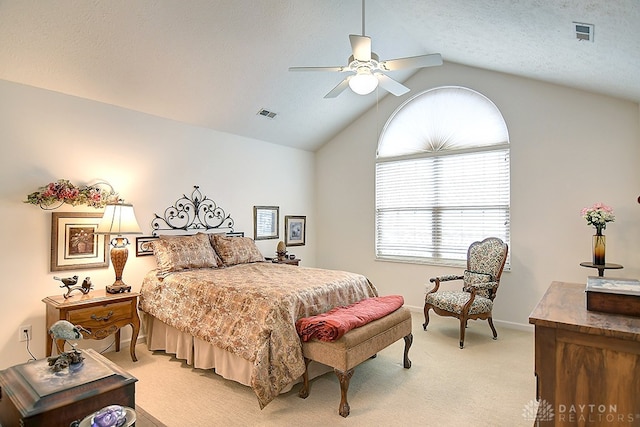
[334,368,354,417]
[298,357,312,399]
[403,333,413,369]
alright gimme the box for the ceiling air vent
[573,22,594,42]
[257,108,277,119]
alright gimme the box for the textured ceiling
[0,0,638,151]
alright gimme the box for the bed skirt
[141,312,331,392]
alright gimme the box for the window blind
[375,148,510,264]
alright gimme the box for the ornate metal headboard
[151,186,234,235]
[136,186,241,256]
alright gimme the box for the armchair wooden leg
[488,317,498,340]
[423,305,431,331]
[459,319,466,349]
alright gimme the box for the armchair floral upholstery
[423,237,508,348]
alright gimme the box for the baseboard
[404,304,533,332]
[493,319,533,332]
[98,334,146,355]
[127,334,146,347]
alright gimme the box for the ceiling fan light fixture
[349,68,378,95]
[288,0,441,98]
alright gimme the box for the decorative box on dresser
[0,349,136,427]
[529,281,640,426]
[43,289,140,362]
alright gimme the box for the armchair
[423,237,508,348]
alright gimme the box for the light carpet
[105,311,536,426]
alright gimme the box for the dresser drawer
[67,301,133,328]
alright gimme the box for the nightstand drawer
[68,301,133,328]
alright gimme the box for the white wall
[316,62,640,327]
[1,62,638,368]
[0,79,316,368]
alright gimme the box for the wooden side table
[579,261,623,277]
[43,289,140,362]
[0,349,136,427]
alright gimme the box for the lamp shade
[349,68,378,95]
[96,202,142,235]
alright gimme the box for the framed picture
[51,212,109,272]
[254,206,279,240]
[135,236,158,257]
[285,215,306,246]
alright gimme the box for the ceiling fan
[289,0,442,98]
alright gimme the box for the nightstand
[266,257,301,266]
[43,289,140,362]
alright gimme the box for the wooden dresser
[0,349,136,427]
[529,281,640,426]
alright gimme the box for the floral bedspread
[139,262,378,408]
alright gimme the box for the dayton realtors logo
[522,400,639,424]
[556,404,637,424]
[522,399,554,423]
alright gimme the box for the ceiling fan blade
[289,66,345,72]
[324,77,351,98]
[376,73,410,96]
[349,34,371,62]
[380,53,443,71]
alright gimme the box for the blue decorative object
[91,405,127,427]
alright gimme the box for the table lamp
[96,201,142,293]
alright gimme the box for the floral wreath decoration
[25,179,119,210]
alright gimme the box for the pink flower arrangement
[25,179,118,209]
[581,202,615,234]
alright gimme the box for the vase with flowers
[580,202,615,265]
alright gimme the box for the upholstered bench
[298,306,413,417]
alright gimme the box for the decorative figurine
[276,240,287,261]
[54,275,93,298]
[47,320,91,372]
[81,277,93,292]
[54,275,78,287]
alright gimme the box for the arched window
[375,86,510,266]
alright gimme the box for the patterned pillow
[210,234,265,266]
[153,233,220,277]
[463,270,494,298]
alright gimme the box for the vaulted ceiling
[1,1,638,151]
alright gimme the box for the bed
[137,191,377,408]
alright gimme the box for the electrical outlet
[18,325,31,342]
